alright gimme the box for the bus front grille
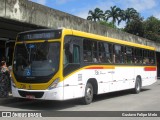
[18,90,44,98]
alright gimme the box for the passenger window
[64,43,72,65]
[64,43,80,65]
[98,42,105,63]
[143,50,149,65]
[64,50,68,66]
[83,51,92,62]
[113,45,124,64]
[83,39,97,63]
[148,51,155,65]
[73,45,80,63]
[98,42,112,63]
[125,47,134,64]
[63,36,81,76]
[134,48,143,64]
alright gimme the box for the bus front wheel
[81,82,93,105]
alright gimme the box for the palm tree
[124,8,139,24]
[117,9,126,25]
[87,8,104,22]
[105,6,121,26]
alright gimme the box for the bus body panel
[62,65,157,100]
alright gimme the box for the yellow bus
[11,28,157,104]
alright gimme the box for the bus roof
[63,28,155,51]
[18,29,56,34]
[17,28,155,51]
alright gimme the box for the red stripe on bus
[144,67,156,71]
[86,66,115,69]
[86,67,104,69]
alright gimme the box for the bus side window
[63,37,81,76]
[98,42,105,63]
[64,43,72,64]
[148,51,155,65]
[114,45,123,64]
[135,48,143,64]
[125,47,133,64]
[98,42,112,63]
[64,43,80,64]
[64,50,68,66]
[83,51,92,62]
[73,45,80,63]
[83,39,97,63]
[143,50,149,65]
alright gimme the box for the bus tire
[133,77,141,94]
[81,82,93,105]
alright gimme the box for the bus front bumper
[12,86,64,100]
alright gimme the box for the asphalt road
[0,80,160,119]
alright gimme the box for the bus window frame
[63,35,82,76]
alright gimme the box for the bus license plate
[26,95,35,99]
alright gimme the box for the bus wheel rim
[136,82,140,91]
[86,88,92,100]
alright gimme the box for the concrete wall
[0,0,160,51]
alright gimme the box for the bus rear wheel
[81,82,93,105]
[133,77,141,94]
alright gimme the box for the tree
[117,9,126,25]
[99,21,116,28]
[124,15,144,37]
[143,16,160,41]
[105,6,121,26]
[87,8,104,22]
[124,8,139,24]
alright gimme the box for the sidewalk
[0,93,13,101]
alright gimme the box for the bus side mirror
[8,66,12,72]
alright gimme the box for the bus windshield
[13,42,60,83]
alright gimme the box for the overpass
[0,0,160,75]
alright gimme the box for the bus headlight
[48,78,59,90]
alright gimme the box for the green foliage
[143,16,160,41]
[87,8,104,22]
[87,6,160,42]
[99,21,116,28]
[124,16,160,42]
[124,15,144,37]
[105,6,121,26]
[124,8,139,24]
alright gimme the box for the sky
[30,0,160,27]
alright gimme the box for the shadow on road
[0,88,150,111]
[93,88,150,103]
